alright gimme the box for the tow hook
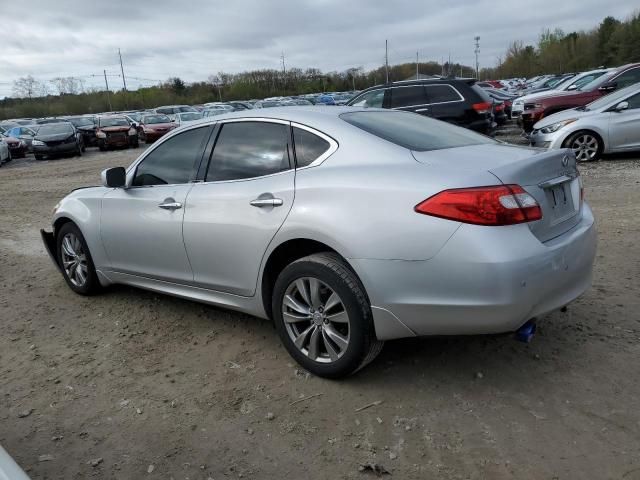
[515,320,536,343]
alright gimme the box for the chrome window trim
[290,122,339,170]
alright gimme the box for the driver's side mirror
[614,101,629,112]
[101,167,126,188]
[566,84,577,91]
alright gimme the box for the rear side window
[206,122,291,181]
[340,111,495,152]
[390,86,428,108]
[293,127,331,167]
[133,126,210,186]
[427,85,464,103]
[614,68,640,88]
[156,108,171,114]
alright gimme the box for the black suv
[346,78,495,135]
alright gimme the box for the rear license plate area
[545,182,576,225]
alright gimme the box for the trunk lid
[412,144,582,242]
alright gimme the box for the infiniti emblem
[562,155,569,167]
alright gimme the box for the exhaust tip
[515,320,536,343]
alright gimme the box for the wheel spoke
[309,278,322,309]
[325,309,349,323]
[323,324,349,351]
[283,311,309,323]
[324,291,341,312]
[284,294,310,315]
[62,236,75,257]
[76,264,87,284]
[322,330,340,361]
[294,325,314,349]
[295,279,312,308]
[307,326,321,360]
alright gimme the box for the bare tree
[50,76,84,95]
[13,75,48,99]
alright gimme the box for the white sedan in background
[173,111,204,126]
[530,82,640,161]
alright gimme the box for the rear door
[608,91,640,151]
[425,84,467,124]
[182,119,295,296]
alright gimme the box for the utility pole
[118,48,127,91]
[385,40,389,83]
[103,69,112,111]
[281,51,286,96]
[474,36,481,79]
[416,51,419,79]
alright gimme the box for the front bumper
[351,204,596,340]
[529,129,565,150]
[33,142,77,156]
[7,144,26,157]
[41,229,62,272]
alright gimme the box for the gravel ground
[1,128,639,479]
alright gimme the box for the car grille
[45,140,63,147]
[108,133,127,140]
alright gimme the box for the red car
[95,116,139,150]
[520,63,640,132]
[0,133,27,158]
[137,114,177,143]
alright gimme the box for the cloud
[0,0,636,97]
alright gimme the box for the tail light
[415,185,542,226]
[472,102,492,114]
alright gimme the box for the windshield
[179,112,202,121]
[68,117,94,127]
[340,111,495,152]
[37,123,74,135]
[583,83,640,111]
[127,113,143,122]
[100,117,129,127]
[143,115,171,124]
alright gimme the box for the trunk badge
[562,155,569,167]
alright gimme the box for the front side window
[349,89,385,108]
[390,86,427,108]
[293,127,331,167]
[206,122,290,182]
[133,126,210,186]
[426,85,463,103]
[624,92,640,110]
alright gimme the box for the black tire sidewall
[272,256,373,378]
[565,131,602,161]
[56,222,100,295]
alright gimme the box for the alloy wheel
[282,277,350,363]
[571,134,599,162]
[61,233,88,287]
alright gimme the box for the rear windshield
[340,111,495,152]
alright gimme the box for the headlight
[96,131,107,138]
[32,140,44,146]
[539,118,577,134]
[128,128,137,136]
[20,140,27,147]
[52,202,60,214]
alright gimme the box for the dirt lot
[1,132,640,480]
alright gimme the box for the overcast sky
[0,0,636,97]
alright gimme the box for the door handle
[250,198,284,207]
[158,201,183,210]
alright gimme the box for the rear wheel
[56,222,101,295]
[564,131,602,162]
[272,252,383,378]
[35,154,44,161]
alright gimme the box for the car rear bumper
[351,204,596,340]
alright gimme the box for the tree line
[1,11,638,120]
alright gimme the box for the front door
[100,125,212,283]
[183,120,295,296]
[608,91,640,151]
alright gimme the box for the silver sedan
[530,83,640,161]
[42,107,596,378]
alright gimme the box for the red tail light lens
[415,185,542,226]
[472,101,492,114]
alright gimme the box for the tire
[56,222,101,295]
[563,130,603,162]
[76,144,83,157]
[272,252,384,378]
[35,154,44,161]
[98,140,106,152]
[139,132,146,144]
[131,140,139,148]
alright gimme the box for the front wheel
[272,252,383,378]
[56,222,101,295]
[35,154,44,161]
[564,131,602,162]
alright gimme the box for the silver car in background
[530,82,640,161]
[41,107,596,378]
